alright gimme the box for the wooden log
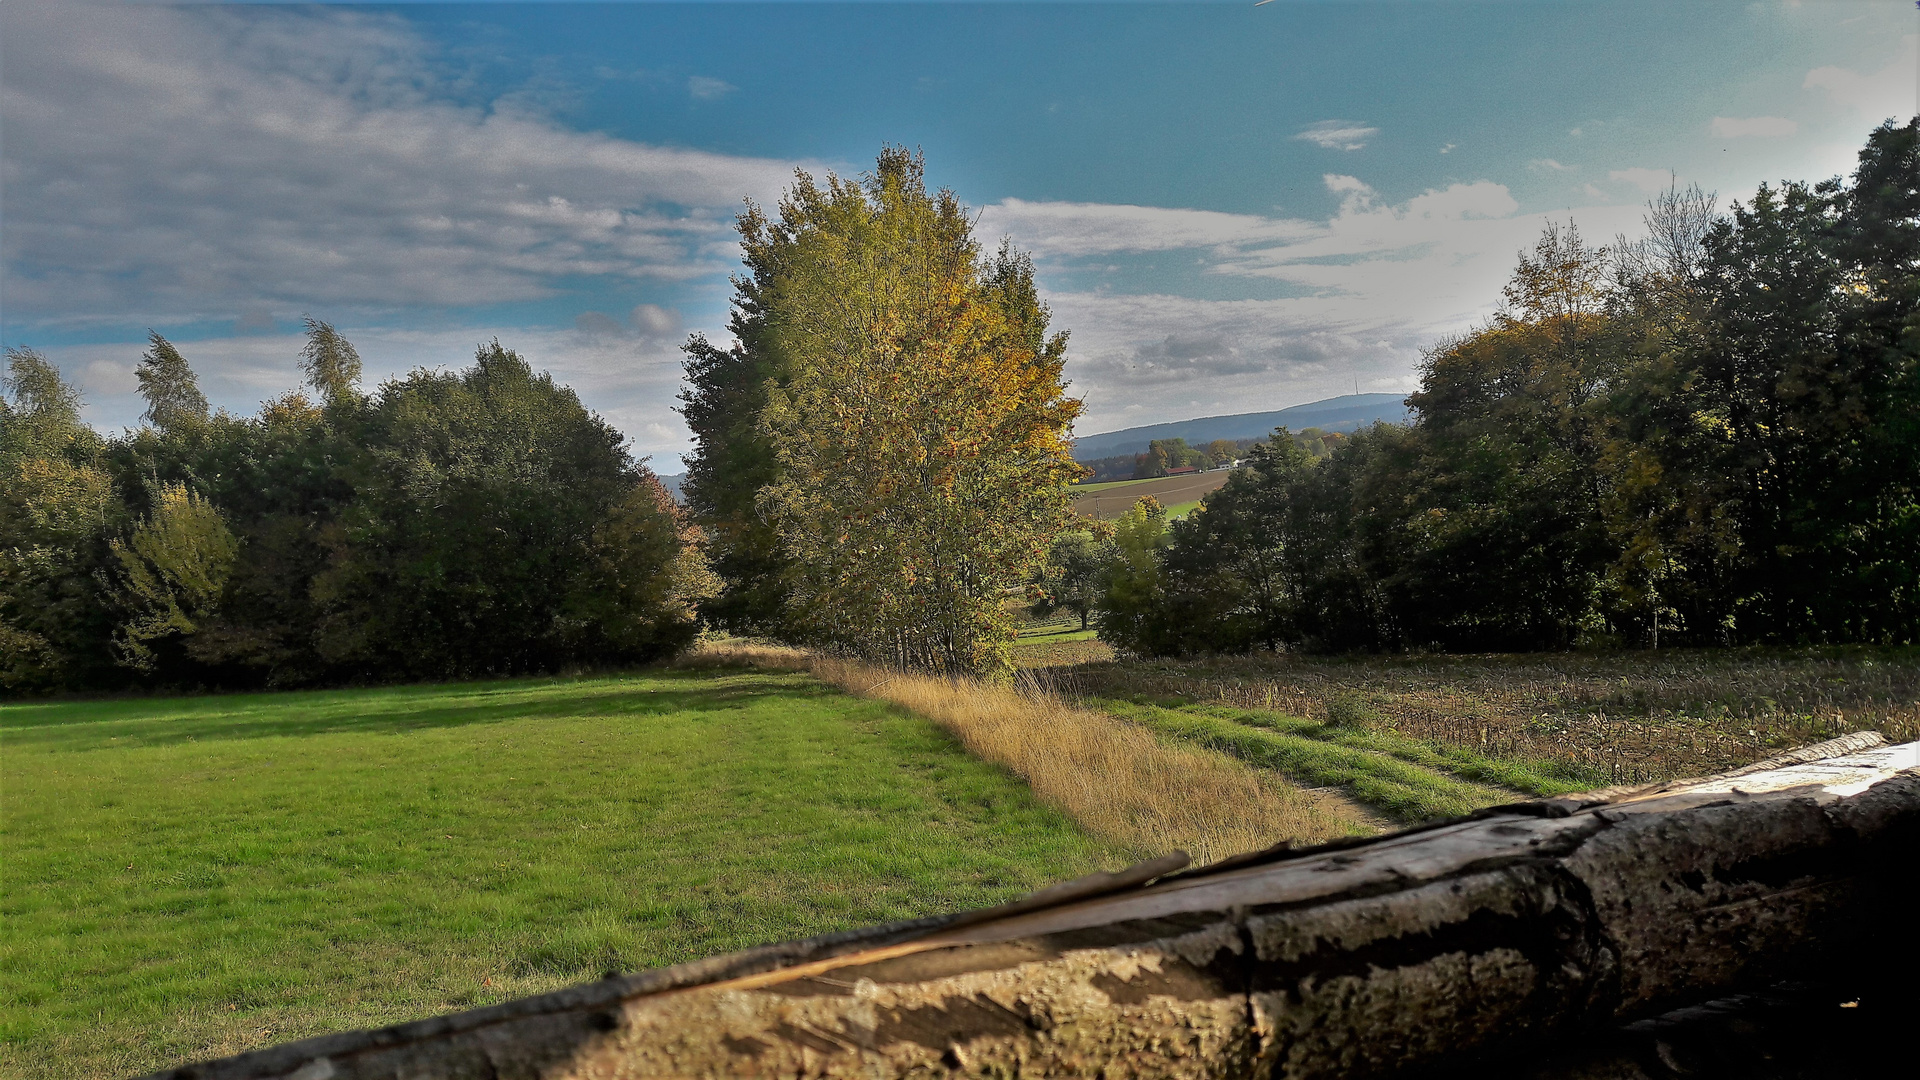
[148,735,1920,1080]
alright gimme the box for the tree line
[8,123,1909,693]
[1,325,709,693]
[1080,120,1917,655]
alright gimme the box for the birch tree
[751,149,1081,672]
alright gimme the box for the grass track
[1183,704,1605,797]
[1097,699,1518,823]
[0,670,1118,1079]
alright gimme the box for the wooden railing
[149,733,1918,1080]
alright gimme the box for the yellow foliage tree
[756,150,1082,673]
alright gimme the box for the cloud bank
[0,1,801,328]
[982,174,1640,432]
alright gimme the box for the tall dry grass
[673,637,813,672]
[804,655,1366,863]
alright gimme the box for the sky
[3,1,1915,468]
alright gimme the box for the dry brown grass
[673,637,813,671]
[682,639,1371,859]
[805,656,1369,862]
[1047,648,1920,785]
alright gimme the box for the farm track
[1092,698,1592,825]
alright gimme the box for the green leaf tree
[1032,525,1116,631]
[300,316,363,405]
[1,348,120,690]
[109,483,239,672]
[135,333,209,431]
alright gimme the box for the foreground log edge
[151,734,1920,1080]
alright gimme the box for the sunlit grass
[1182,703,1605,797]
[806,657,1372,863]
[0,669,1117,1078]
[1097,699,1515,823]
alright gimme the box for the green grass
[1183,704,1605,797]
[1016,623,1099,643]
[1161,499,1202,520]
[0,670,1118,1079]
[1096,699,1518,823]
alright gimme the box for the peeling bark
[149,735,1920,1080]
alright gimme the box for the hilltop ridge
[1071,393,1411,462]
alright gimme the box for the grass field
[0,669,1122,1079]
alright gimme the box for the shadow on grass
[0,669,851,750]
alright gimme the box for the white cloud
[1710,116,1799,138]
[975,199,1315,257]
[1608,167,1673,193]
[0,1,804,327]
[1294,120,1379,151]
[982,179,1639,431]
[1529,158,1575,172]
[687,76,737,101]
[1804,34,1919,116]
[1403,182,1519,221]
[1439,143,1456,154]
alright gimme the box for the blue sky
[4,1,1915,466]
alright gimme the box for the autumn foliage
[683,149,1081,672]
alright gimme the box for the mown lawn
[0,669,1118,1079]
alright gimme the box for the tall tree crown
[135,333,209,431]
[300,317,363,403]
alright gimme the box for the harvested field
[1039,648,1920,786]
[1070,470,1230,519]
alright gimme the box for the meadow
[0,667,1122,1079]
[7,640,1915,1078]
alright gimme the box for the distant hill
[1071,393,1411,462]
[656,472,685,502]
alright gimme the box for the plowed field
[1071,471,1231,519]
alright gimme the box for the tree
[1,348,120,690]
[109,484,240,672]
[310,341,707,679]
[135,333,209,431]
[1094,496,1179,655]
[1678,117,1920,642]
[300,317,363,404]
[696,148,1080,672]
[1032,525,1116,631]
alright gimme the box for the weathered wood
[148,735,1920,1080]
